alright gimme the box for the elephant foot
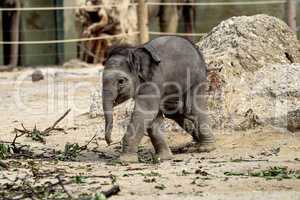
[188,142,216,153]
[119,153,139,163]
[157,150,174,161]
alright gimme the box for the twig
[80,134,97,150]
[43,109,71,135]
[56,175,74,199]
[69,175,113,179]
[0,140,21,144]
[11,132,28,153]
[11,132,26,147]
[13,109,72,145]
[24,182,40,200]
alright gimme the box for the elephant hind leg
[184,83,216,152]
[183,114,216,153]
[147,112,173,160]
[165,112,215,153]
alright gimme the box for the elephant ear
[127,49,141,75]
[143,43,161,64]
[128,49,146,81]
[127,45,160,81]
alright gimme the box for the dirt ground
[0,67,300,200]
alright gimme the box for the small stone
[287,109,300,132]
[32,70,44,82]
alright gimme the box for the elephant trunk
[103,89,115,145]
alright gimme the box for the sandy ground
[0,67,300,200]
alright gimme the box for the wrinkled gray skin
[102,36,215,163]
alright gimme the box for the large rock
[198,14,300,71]
[197,15,300,130]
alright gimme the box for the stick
[11,132,26,151]
[76,134,98,153]
[56,175,74,199]
[81,134,97,150]
[44,109,71,134]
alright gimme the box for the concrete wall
[63,0,83,62]
[194,0,285,37]
[20,0,58,66]
[18,0,83,66]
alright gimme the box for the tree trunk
[138,0,149,43]
[285,0,297,33]
[3,0,20,67]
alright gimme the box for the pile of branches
[14,109,72,144]
[0,108,121,199]
[0,109,97,163]
[1,174,120,200]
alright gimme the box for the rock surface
[198,14,300,72]
[197,15,300,130]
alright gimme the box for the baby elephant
[102,36,215,163]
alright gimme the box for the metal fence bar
[147,0,286,6]
[0,1,286,12]
[0,32,140,45]
[149,32,206,37]
[0,4,138,12]
[0,0,290,45]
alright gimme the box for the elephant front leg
[147,112,173,160]
[120,96,160,163]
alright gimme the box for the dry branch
[56,175,74,199]
[14,109,72,144]
[43,109,71,135]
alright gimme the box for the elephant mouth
[113,94,129,106]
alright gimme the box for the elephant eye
[118,78,126,85]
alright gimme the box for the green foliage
[29,126,46,143]
[224,166,300,180]
[224,172,245,176]
[0,144,11,159]
[139,152,161,164]
[57,143,83,161]
[110,175,118,184]
[92,192,107,200]
[138,171,161,177]
[74,175,88,184]
[106,159,128,166]
[249,166,300,180]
